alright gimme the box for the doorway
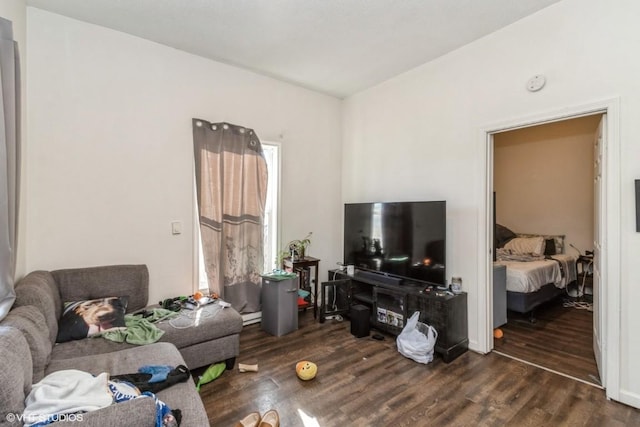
[490,114,602,386]
[478,98,621,400]
[492,114,603,385]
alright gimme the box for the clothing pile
[100,308,179,345]
[23,365,189,427]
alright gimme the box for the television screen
[344,201,446,286]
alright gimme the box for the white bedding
[496,254,577,293]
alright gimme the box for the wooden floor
[494,297,600,386]
[197,310,640,427]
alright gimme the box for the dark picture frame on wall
[636,180,640,232]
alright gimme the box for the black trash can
[350,304,370,338]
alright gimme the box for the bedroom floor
[493,295,600,386]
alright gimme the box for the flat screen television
[344,201,446,286]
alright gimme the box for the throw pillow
[495,224,517,248]
[56,296,128,343]
[544,238,557,256]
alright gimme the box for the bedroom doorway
[492,115,602,386]
[479,99,621,400]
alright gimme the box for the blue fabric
[108,381,139,403]
[142,391,172,427]
[107,381,173,427]
[138,365,173,383]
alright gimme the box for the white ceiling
[26,0,562,98]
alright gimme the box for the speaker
[350,304,370,338]
[355,270,403,286]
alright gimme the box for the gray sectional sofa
[0,264,244,426]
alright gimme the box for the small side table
[283,256,320,319]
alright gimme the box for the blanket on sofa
[23,370,112,425]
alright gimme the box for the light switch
[171,221,182,235]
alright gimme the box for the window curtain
[0,18,20,321]
[193,119,267,313]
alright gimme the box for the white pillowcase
[504,236,545,255]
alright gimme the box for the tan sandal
[234,411,261,427]
[259,410,280,427]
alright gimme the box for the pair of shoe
[235,409,279,427]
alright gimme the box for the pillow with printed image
[56,296,128,343]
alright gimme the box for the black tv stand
[322,269,468,363]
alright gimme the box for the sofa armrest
[52,396,156,426]
[51,265,149,312]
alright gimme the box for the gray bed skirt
[506,283,566,314]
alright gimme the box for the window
[261,143,281,273]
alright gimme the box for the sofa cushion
[51,335,136,361]
[14,271,62,344]
[56,297,128,343]
[51,305,242,365]
[0,326,33,421]
[0,306,52,382]
[156,304,243,349]
[46,342,209,427]
[52,265,149,313]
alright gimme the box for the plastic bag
[396,311,438,364]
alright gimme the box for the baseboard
[242,311,261,326]
[468,339,482,354]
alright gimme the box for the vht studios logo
[5,412,84,424]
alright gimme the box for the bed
[494,227,578,316]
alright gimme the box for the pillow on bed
[495,224,517,248]
[544,238,557,255]
[517,233,565,254]
[503,236,545,255]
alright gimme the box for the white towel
[23,370,112,425]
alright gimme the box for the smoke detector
[526,75,546,92]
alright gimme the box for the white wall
[26,8,343,305]
[343,0,640,406]
[0,0,27,279]
[494,115,600,254]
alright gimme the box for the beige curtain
[193,119,267,313]
[0,18,20,321]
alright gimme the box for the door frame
[476,97,620,400]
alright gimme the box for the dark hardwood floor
[197,310,639,427]
[494,296,600,386]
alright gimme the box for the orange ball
[295,361,317,380]
[194,291,204,301]
[493,328,504,339]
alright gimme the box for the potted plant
[277,232,312,265]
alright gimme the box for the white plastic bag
[396,311,438,364]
